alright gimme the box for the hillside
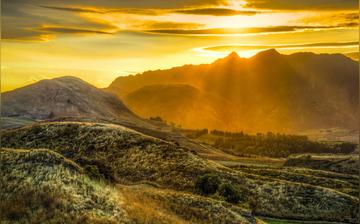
[125,84,235,130]
[1,148,264,224]
[1,122,358,223]
[108,50,359,132]
[0,148,132,224]
[2,76,137,123]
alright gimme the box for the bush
[84,165,105,180]
[218,183,241,203]
[195,174,221,195]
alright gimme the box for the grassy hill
[1,122,358,223]
[0,148,132,224]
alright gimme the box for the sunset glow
[1,0,358,91]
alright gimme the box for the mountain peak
[51,76,87,84]
[227,51,240,58]
[253,49,281,59]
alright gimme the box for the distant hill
[1,76,139,123]
[108,50,359,132]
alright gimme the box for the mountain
[1,76,137,122]
[108,50,359,132]
[125,84,236,130]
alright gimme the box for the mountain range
[108,50,359,132]
[1,50,359,224]
[2,50,358,132]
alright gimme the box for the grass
[284,154,359,174]
[0,148,260,224]
[118,184,258,224]
[261,217,349,224]
[231,164,358,196]
[0,148,132,224]
[1,122,359,223]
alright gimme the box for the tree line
[186,129,358,157]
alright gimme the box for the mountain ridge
[108,50,359,132]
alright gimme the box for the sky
[1,0,359,91]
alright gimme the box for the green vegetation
[284,154,359,175]
[195,173,221,195]
[209,130,357,157]
[218,183,241,203]
[195,174,241,204]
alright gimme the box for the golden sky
[1,0,359,91]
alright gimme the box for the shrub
[195,174,221,195]
[84,165,105,180]
[218,183,241,203]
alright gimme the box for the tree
[218,183,241,203]
[195,173,221,195]
[48,111,55,119]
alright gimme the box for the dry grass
[1,122,359,223]
[120,186,188,224]
[0,148,132,224]
[118,184,260,224]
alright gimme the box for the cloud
[134,21,203,30]
[143,25,355,35]
[244,0,358,10]
[203,41,359,52]
[3,0,227,9]
[174,8,259,16]
[40,5,262,16]
[36,26,113,34]
[297,11,359,29]
[39,5,163,15]
[39,5,105,13]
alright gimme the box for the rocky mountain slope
[108,50,359,132]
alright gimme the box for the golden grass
[120,186,187,224]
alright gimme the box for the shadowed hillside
[108,50,359,132]
[125,84,235,130]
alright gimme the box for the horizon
[1,0,359,91]
[1,48,357,92]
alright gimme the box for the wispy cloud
[36,26,114,34]
[133,21,204,30]
[40,5,262,16]
[244,0,358,10]
[172,8,260,16]
[39,5,163,15]
[143,24,357,35]
[202,41,359,51]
